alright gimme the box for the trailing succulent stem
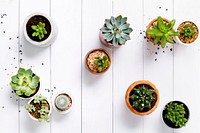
[180,24,195,38]
[31,22,47,40]
[130,85,156,112]
[94,56,110,72]
[146,16,179,48]
[101,15,133,46]
[164,102,187,127]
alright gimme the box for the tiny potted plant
[162,101,190,128]
[146,16,179,48]
[53,91,73,114]
[25,94,51,122]
[175,21,199,45]
[100,15,133,48]
[85,48,111,74]
[10,68,40,98]
[125,80,159,116]
[23,12,58,47]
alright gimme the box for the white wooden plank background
[0,0,200,133]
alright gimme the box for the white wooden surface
[0,0,199,133]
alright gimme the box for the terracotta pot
[146,18,170,44]
[85,48,111,75]
[125,80,159,116]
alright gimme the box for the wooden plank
[50,0,81,132]
[112,0,143,133]
[143,0,174,133]
[174,0,200,132]
[82,0,112,132]
[19,0,51,133]
[0,0,19,132]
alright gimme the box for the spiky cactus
[130,85,156,112]
[55,95,69,110]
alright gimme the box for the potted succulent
[175,21,199,45]
[125,80,159,116]
[23,12,58,47]
[100,15,133,48]
[10,68,40,98]
[162,101,189,128]
[146,16,179,48]
[53,91,73,114]
[25,94,51,122]
[85,48,111,74]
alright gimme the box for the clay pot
[125,80,159,116]
[85,48,111,75]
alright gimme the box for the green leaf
[154,36,161,44]
[120,24,130,30]
[101,27,112,33]
[112,36,118,46]
[123,28,133,33]
[105,19,113,29]
[121,33,130,40]
[116,15,122,26]
[121,17,127,25]
[146,29,163,37]
[119,38,126,45]
[116,33,121,38]
[157,16,165,32]
[31,25,37,30]
[26,69,33,77]
[29,76,40,89]
[165,35,174,44]
[102,33,111,39]
[166,19,175,30]
[110,16,116,25]
[98,66,103,72]
[106,34,114,42]
[11,75,19,84]
[167,30,179,36]
[161,36,167,48]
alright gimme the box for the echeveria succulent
[31,22,47,40]
[10,68,40,97]
[101,15,133,46]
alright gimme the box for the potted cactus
[85,48,111,74]
[162,101,190,128]
[100,15,133,48]
[25,94,51,122]
[125,80,159,116]
[10,68,40,98]
[23,12,58,47]
[146,16,179,48]
[53,91,73,114]
[175,21,199,45]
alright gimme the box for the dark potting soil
[26,15,51,42]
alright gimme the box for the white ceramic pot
[52,91,73,114]
[23,12,58,47]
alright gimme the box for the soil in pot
[55,93,72,111]
[26,15,51,42]
[162,101,189,128]
[177,21,198,44]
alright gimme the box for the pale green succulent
[38,106,50,122]
[25,104,35,113]
[10,68,40,97]
[101,15,133,46]
[34,94,47,104]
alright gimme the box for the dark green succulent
[94,56,110,72]
[146,16,179,48]
[180,24,195,38]
[130,85,156,112]
[31,22,47,40]
[164,102,187,127]
[10,68,40,97]
[101,15,133,46]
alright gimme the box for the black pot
[162,101,190,128]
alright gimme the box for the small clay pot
[162,101,190,128]
[125,80,159,116]
[85,48,111,75]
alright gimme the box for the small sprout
[25,104,35,113]
[94,56,110,72]
[180,24,195,38]
[164,102,187,127]
[31,22,47,40]
[34,94,47,104]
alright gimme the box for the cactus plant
[94,56,110,72]
[129,85,156,112]
[100,15,133,47]
[31,22,47,40]
[10,68,40,97]
[146,16,179,48]
[55,95,70,110]
[25,94,50,122]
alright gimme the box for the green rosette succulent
[31,22,47,40]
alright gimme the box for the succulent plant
[130,85,156,112]
[31,22,47,40]
[146,16,179,48]
[38,106,50,122]
[94,56,110,72]
[180,24,195,38]
[10,68,40,97]
[25,104,35,113]
[55,95,69,110]
[101,15,133,46]
[164,102,187,127]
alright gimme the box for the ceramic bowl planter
[146,16,179,48]
[125,80,159,116]
[53,91,73,114]
[100,15,133,48]
[23,12,58,47]
[10,68,40,99]
[85,48,111,75]
[162,101,189,128]
[25,94,51,122]
[175,21,199,45]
